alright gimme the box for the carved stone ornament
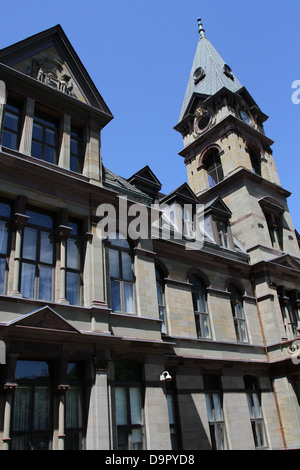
[194,106,207,119]
[26,57,77,98]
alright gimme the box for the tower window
[204,149,224,187]
[249,149,261,176]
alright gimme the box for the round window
[197,113,210,131]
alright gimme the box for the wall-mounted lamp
[160,371,172,382]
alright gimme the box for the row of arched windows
[108,233,249,343]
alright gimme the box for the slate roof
[178,19,243,123]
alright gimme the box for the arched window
[108,232,135,313]
[190,274,211,339]
[229,283,248,343]
[249,149,261,176]
[244,375,268,449]
[204,149,224,188]
[155,266,167,334]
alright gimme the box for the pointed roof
[178,18,243,123]
[0,24,113,122]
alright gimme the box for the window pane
[39,266,53,300]
[44,145,56,164]
[2,130,18,149]
[0,258,6,293]
[31,141,42,159]
[20,262,35,298]
[67,238,80,270]
[40,231,53,264]
[212,393,223,421]
[116,387,127,425]
[124,283,134,313]
[66,271,80,305]
[23,228,37,260]
[111,280,121,311]
[0,202,11,218]
[109,249,120,278]
[32,122,43,141]
[34,386,50,430]
[45,128,56,146]
[15,360,50,380]
[130,387,142,424]
[66,387,81,428]
[26,210,53,228]
[4,110,19,132]
[117,429,129,450]
[0,220,9,254]
[13,386,30,431]
[132,428,143,450]
[122,252,133,281]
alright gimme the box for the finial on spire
[197,18,206,38]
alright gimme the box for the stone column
[2,354,19,450]
[19,97,35,155]
[82,121,102,183]
[58,114,71,169]
[56,225,72,303]
[12,212,30,296]
[143,360,172,450]
[86,360,110,450]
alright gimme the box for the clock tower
[175,19,300,265]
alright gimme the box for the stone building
[0,20,299,450]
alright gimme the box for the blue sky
[1,0,300,232]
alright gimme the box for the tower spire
[197,18,206,38]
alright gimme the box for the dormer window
[216,220,229,248]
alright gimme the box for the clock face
[240,110,251,125]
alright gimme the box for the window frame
[19,207,55,301]
[114,361,145,450]
[229,283,249,343]
[155,266,167,334]
[108,233,135,314]
[204,374,228,450]
[1,98,23,151]
[204,149,224,188]
[244,375,268,449]
[31,111,59,164]
[190,274,212,339]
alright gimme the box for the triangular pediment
[269,254,300,271]
[204,197,232,218]
[127,165,162,197]
[0,25,112,117]
[160,182,199,205]
[7,305,81,333]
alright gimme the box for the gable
[6,306,81,334]
[0,25,112,115]
[127,165,162,196]
[204,197,232,218]
[270,254,300,271]
[160,183,198,205]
